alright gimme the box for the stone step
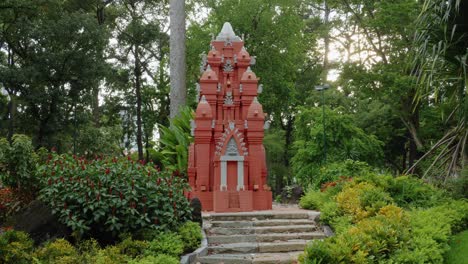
[203,211,315,222]
[197,251,303,264]
[210,219,315,228]
[207,232,326,245]
[208,240,309,254]
[207,225,319,236]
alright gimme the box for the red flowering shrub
[320,176,353,192]
[37,153,191,236]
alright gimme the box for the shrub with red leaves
[38,153,191,236]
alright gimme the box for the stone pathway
[196,205,326,264]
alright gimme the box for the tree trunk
[169,0,186,119]
[92,86,100,127]
[408,105,420,168]
[277,116,294,194]
[7,95,16,142]
[134,46,144,161]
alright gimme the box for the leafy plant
[157,106,193,174]
[38,153,192,236]
[299,172,468,264]
[33,239,79,264]
[0,135,37,192]
[291,107,384,188]
[144,232,184,257]
[0,230,34,264]
[129,254,179,264]
[177,221,202,253]
[116,238,148,258]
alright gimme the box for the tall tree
[0,0,109,149]
[112,0,168,160]
[169,0,186,118]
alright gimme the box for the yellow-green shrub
[0,230,34,264]
[129,254,179,264]
[144,231,184,257]
[33,239,79,264]
[87,246,130,264]
[299,190,329,210]
[177,221,202,253]
[117,238,148,258]
[336,182,393,222]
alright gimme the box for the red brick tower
[187,22,272,212]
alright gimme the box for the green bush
[386,175,446,208]
[129,254,179,264]
[177,221,202,252]
[0,135,37,192]
[316,160,371,188]
[76,239,101,264]
[0,230,34,264]
[336,182,393,222]
[299,240,333,264]
[33,239,79,264]
[299,172,468,264]
[445,230,468,264]
[145,232,184,257]
[299,190,330,210]
[291,107,384,187]
[38,153,192,236]
[87,246,130,264]
[116,238,148,258]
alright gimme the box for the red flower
[157,178,161,185]
[81,165,86,170]
[105,168,110,175]
[108,187,113,194]
[96,193,100,201]
[48,179,52,186]
[51,171,56,176]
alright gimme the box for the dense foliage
[157,107,194,174]
[299,173,468,263]
[292,107,383,187]
[0,224,201,264]
[0,135,37,192]
[38,153,191,236]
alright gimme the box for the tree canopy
[0,0,466,191]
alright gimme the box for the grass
[445,230,468,264]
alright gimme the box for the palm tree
[409,0,467,182]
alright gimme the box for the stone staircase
[196,210,326,264]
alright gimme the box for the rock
[190,197,203,227]
[13,200,70,245]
